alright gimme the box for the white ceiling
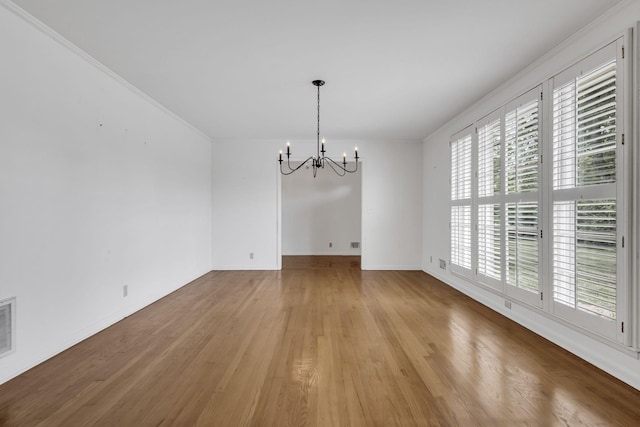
[12,0,621,141]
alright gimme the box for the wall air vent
[0,297,16,358]
[350,242,360,249]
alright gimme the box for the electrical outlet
[430,256,433,263]
[505,300,512,309]
[250,252,254,260]
[123,285,128,297]
[329,242,333,248]
[439,259,446,269]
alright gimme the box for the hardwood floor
[1,256,639,426]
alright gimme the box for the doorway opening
[279,161,362,270]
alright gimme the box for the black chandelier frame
[278,80,359,177]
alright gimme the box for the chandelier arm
[325,158,347,176]
[324,156,358,174]
[280,156,314,175]
[286,155,296,171]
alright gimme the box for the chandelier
[278,80,359,177]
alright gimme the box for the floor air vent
[0,297,15,358]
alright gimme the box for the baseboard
[422,267,640,391]
[0,269,210,386]
[211,265,280,271]
[361,265,422,271]
[282,252,361,256]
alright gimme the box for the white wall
[212,139,422,270]
[0,3,212,384]
[282,162,361,256]
[422,0,640,390]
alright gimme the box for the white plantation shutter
[503,88,542,305]
[446,37,628,346]
[506,202,539,293]
[577,61,617,186]
[451,205,471,270]
[451,134,472,201]
[451,130,473,274]
[576,199,617,319]
[553,82,577,190]
[506,100,539,194]
[553,59,617,191]
[478,119,501,198]
[478,203,501,281]
[553,201,576,306]
[551,41,623,340]
[477,115,502,288]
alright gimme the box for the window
[451,129,472,275]
[504,89,542,306]
[448,37,629,345]
[551,41,625,341]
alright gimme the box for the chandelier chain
[317,83,320,160]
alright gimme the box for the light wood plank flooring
[1,256,639,426]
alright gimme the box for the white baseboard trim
[0,269,210,386]
[282,252,361,256]
[423,267,640,391]
[211,265,279,271]
[362,265,422,271]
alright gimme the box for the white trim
[282,252,361,256]
[276,162,282,270]
[423,267,640,391]
[361,265,422,271]
[0,0,211,143]
[633,21,640,351]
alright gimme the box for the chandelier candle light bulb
[278,80,359,177]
